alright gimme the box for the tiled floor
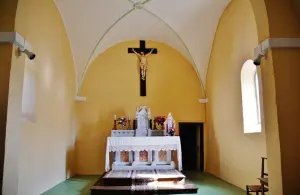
[42,172,245,195]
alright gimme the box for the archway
[76,40,206,174]
[0,1,19,194]
[248,1,300,194]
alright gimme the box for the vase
[167,129,175,136]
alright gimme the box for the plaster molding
[254,38,300,57]
[199,98,208,103]
[75,96,87,102]
[133,2,144,9]
[0,32,32,50]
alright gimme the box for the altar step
[112,162,175,170]
[91,179,197,195]
[103,169,185,186]
[90,169,198,195]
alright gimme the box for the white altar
[105,136,182,171]
[106,106,180,171]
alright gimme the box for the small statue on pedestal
[164,112,176,136]
[135,106,150,136]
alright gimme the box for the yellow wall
[3,0,76,194]
[76,40,205,174]
[206,0,267,189]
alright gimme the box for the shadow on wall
[66,146,75,178]
[206,121,220,176]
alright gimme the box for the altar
[105,136,182,171]
[90,106,198,194]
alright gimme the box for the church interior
[1,0,300,194]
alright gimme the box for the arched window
[241,60,262,133]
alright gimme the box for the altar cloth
[105,136,182,171]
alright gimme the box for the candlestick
[114,115,116,120]
[112,119,117,130]
[153,117,157,130]
[128,114,131,120]
[127,119,132,130]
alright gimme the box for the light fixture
[18,47,36,60]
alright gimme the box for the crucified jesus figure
[132,48,154,80]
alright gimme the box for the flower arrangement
[167,127,175,136]
[154,116,166,125]
[117,116,127,129]
[154,116,166,130]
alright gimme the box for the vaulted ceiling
[54,0,231,93]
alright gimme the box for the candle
[114,115,116,120]
[129,114,131,120]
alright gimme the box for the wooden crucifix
[128,40,158,96]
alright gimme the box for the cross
[128,40,158,96]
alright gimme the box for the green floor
[42,172,245,195]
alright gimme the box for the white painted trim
[0,32,32,50]
[255,38,300,57]
[75,96,87,102]
[199,98,208,103]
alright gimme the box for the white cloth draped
[105,136,182,171]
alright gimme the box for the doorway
[179,122,204,171]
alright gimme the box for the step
[91,172,197,195]
[102,169,185,186]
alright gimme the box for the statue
[135,106,150,136]
[164,113,176,136]
[132,49,154,80]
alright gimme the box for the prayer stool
[246,185,268,195]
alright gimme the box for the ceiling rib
[142,8,206,97]
[77,0,206,98]
[77,8,135,94]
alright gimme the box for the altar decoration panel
[159,151,167,161]
[105,136,182,171]
[120,151,129,162]
[139,151,148,162]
